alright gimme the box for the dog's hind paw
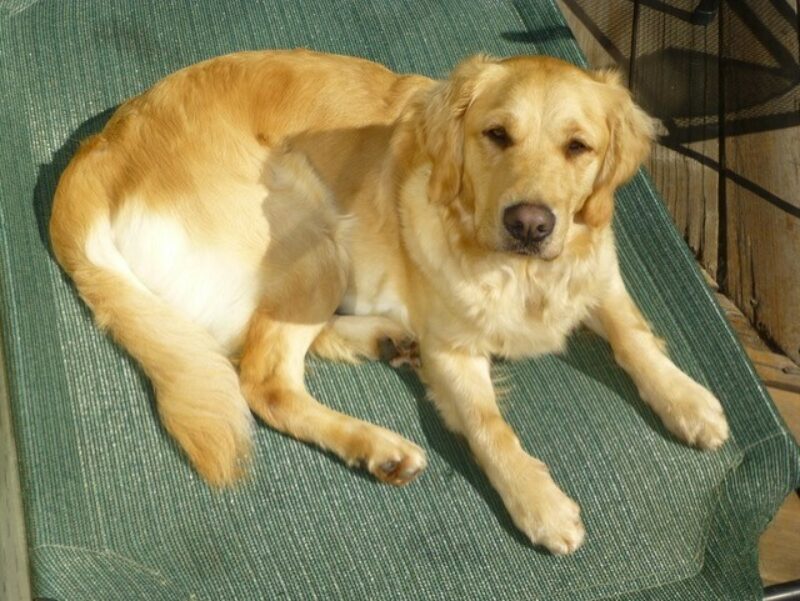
[363,431,427,486]
[378,336,421,369]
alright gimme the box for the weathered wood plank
[758,386,800,586]
[722,0,800,365]
[748,348,800,392]
[714,290,800,391]
[0,327,32,601]
[646,143,720,277]
[631,0,721,280]
[759,479,800,586]
[555,0,633,78]
[714,290,771,351]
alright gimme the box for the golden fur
[50,50,729,554]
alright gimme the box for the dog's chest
[442,257,603,358]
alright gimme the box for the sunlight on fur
[50,49,729,554]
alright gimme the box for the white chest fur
[430,251,606,358]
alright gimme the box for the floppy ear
[579,70,657,228]
[423,54,498,204]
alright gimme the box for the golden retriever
[50,50,729,554]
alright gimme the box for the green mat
[1,1,798,599]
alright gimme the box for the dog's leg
[239,310,426,485]
[420,348,585,554]
[588,269,729,449]
[310,314,416,365]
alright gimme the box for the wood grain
[759,389,800,587]
[632,0,721,280]
[722,1,800,365]
[0,327,32,601]
[556,0,633,78]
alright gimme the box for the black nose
[503,203,555,243]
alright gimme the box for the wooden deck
[714,281,800,586]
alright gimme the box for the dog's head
[422,55,656,260]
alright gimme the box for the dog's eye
[566,138,590,156]
[483,126,512,149]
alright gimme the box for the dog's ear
[423,54,498,205]
[579,70,657,228]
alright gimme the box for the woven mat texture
[0,1,798,599]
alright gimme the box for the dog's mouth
[504,239,561,261]
[507,240,542,256]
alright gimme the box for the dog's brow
[483,109,517,128]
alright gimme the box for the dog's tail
[49,135,253,486]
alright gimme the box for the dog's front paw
[503,458,585,555]
[655,378,729,450]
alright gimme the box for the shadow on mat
[33,106,117,252]
[392,367,542,550]
[30,106,184,461]
[557,331,680,446]
[500,26,574,45]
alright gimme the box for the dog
[50,50,729,554]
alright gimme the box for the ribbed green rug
[1,1,797,599]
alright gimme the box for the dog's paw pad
[378,336,421,369]
[379,460,400,475]
[374,456,424,486]
[675,405,729,450]
[382,467,422,486]
[367,439,426,486]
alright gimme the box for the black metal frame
[764,579,800,601]
[692,0,720,26]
